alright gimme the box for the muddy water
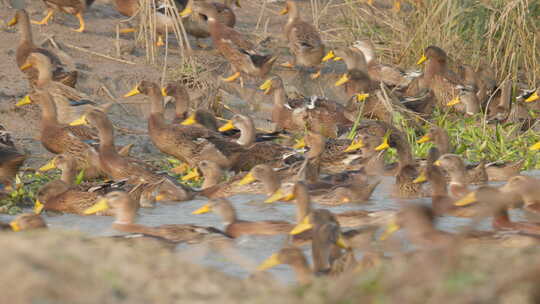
[1,171,538,284]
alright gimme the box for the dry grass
[325,0,539,86]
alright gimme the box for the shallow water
[2,170,539,284]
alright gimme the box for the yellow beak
[34,200,45,214]
[265,189,288,203]
[192,203,212,215]
[9,220,20,232]
[180,6,193,17]
[39,158,57,172]
[379,220,400,240]
[417,134,431,144]
[433,160,441,166]
[257,253,281,271]
[161,87,168,96]
[344,139,364,152]
[454,191,477,206]
[416,54,427,65]
[335,74,350,86]
[293,137,305,149]
[218,120,235,132]
[155,194,165,201]
[69,115,87,126]
[374,133,390,151]
[413,170,427,184]
[446,96,461,106]
[355,93,370,102]
[238,172,256,186]
[83,198,109,215]
[321,50,335,62]
[181,114,197,125]
[279,6,289,15]
[16,95,32,107]
[336,234,349,249]
[259,79,273,95]
[290,216,312,235]
[7,17,17,26]
[20,62,32,70]
[123,86,141,97]
[181,168,200,181]
[525,91,539,103]
[529,141,540,151]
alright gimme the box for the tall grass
[334,0,539,86]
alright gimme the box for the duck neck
[295,191,312,224]
[148,91,167,131]
[425,58,446,78]
[39,93,59,125]
[236,121,256,146]
[60,166,77,186]
[97,120,116,154]
[172,90,190,121]
[286,1,300,25]
[290,261,313,285]
[220,203,238,226]
[395,139,413,168]
[262,174,280,195]
[18,13,34,45]
[112,202,138,225]
[35,62,53,88]
[201,171,221,189]
[429,168,447,197]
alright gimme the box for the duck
[454,186,540,236]
[0,129,26,192]
[85,191,230,243]
[435,154,485,199]
[16,53,100,124]
[181,0,240,48]
[192,198,294,237]
[32,0,96,32]
[352,40,412,88]
[8,214,48,231]
[124,81,247,172]
[8,9,77,89]
[256,246,313,285]
[416,148,481,217]
[24,89,103,179]
[487,80,533,130]
[217,114,292,167]
[417,126,492,184]
[70,108,195,203]
[260,75,352,138]
[279,0,325,79]
[197,161,272,198]
[258,220,354,284]
[288,209,353,273]
[358,122,424,198]
[413,46,464,108]
[184,2,277,83]
[33,179,112,215]
[287,182,381,228]
[500,175,540,214]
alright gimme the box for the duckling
[186,2,277,83]
[280,0,325,79]
[9,214,47,231]
[8,9,77,88]
[33,0,95,32]
[85,191,229,243]
[71,108,194,202]
[192,198,294,237]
